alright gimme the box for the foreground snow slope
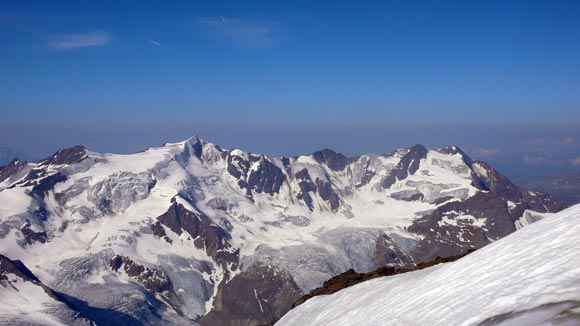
[276,203,580,326]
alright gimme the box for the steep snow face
[276,204,580,326]
[0,254,92,326]
[0,276,73,326]
[0,137,567,325]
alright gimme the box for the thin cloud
[571,157,580,166]
[563,137,575,145]
[473,148,501,157]
[522,155,552,165]
[196,16,281,49]
[146,38,168,50]
[49,30,111,50]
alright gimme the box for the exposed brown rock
[471,161,568,212]
[0,253,41,286]
[247,156,286,195]
[315,178,340,211]
[109,255,172,294]
[20,219,47,245]
[409,184,565,264]
[226,151,286,197]
[0,158,26,184]
[295,168,315,211]
[292,249,474,309]
[152,200,239,270]
[311,148,353,171]
[381,144,428,189]
[199,264,302,326]
[352,159,376,188]
[29,172,67,199]
[38,145,87,166]
[372,233,415,269]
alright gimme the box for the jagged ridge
[0,135,568,326]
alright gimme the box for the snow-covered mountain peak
[0,136,569,325]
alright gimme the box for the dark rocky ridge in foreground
[292,249,475,309]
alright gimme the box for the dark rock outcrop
[38,145,87,166]
[0,158,26,184]
[110,255,172,294]
[372,233,415,269]
[0,253,41,286]
[439,145,474,167]
[9,147,88,200]
[226,152,286,197]
[382,144,428,189]
[152,200,239,269]
[29,172,67,198]
[3,146,87,200]
[199,265,302,326]
[247,157,286,195]
[315,178,340,211]
[408,186,565,264]
[185,136,204,159]
[295,169,316,210]
[292,250,474,308]
[471,161,568,212]
[294,169,340,211]
[409,193,510,262]
[312,149,352,171]
[20,219,48,245]
[353,159,376,188]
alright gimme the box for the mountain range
[0,136,567,325]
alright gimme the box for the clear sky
[1,1,580,178]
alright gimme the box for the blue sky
[1,1,580,177]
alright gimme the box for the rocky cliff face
[0,136,567,325]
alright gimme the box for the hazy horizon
[2,123,580,181]
[2,1,580,180]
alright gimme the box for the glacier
[0,136,567,325]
